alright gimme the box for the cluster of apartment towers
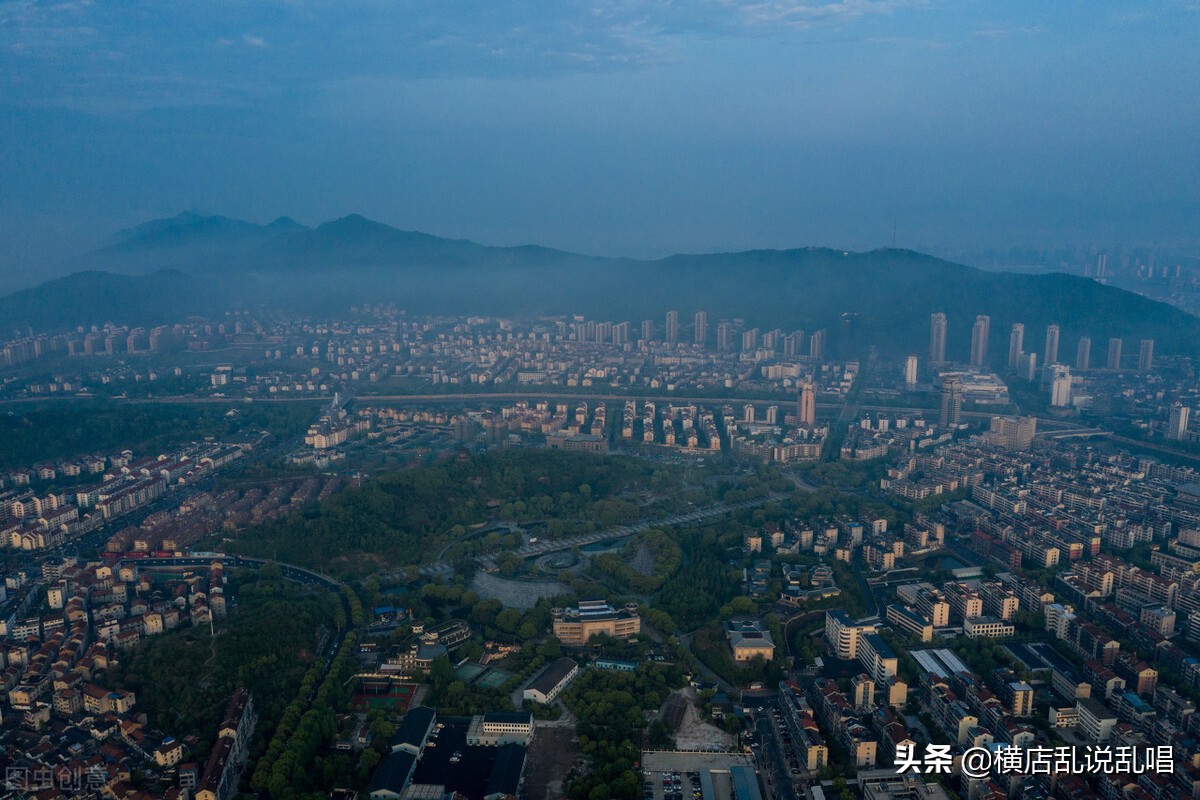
[660,310,827,358]
[924,313,1151,376]
[915,314,1156,428]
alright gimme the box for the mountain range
[3,211,1197,360]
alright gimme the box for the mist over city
[3,4,1200,800]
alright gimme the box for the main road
[1,390,849,411]
[476,493,787,568]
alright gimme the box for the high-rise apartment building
[1044,324,1060,366]
[1050,365,1072,407]
[970,315,990,367]
[939,378,962,427]
[784,331,804,357]
[1077,337,1091,370]
[905,355,918,389]
[930,313,947,365]
[694,311,707,346]
[809,330,825,360]
[1168,403,1190,441]
[716,322,731,352]
[641,319,653,342]
[665,310,678,342]
[798,382,816,427]
[742,328,759,352]
[1139,339,1154,371]
[1008,323,1024,368]
[1019,352,1038,382]
[1107,338,1123,370]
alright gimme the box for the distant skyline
[2,1,1199,291]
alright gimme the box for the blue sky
[1,1,1198,287]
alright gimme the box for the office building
[694,311,707,346]
[1008,323,1024,368]
[466,711,534,746]
[962,615,1015,638]
[552,601,641,646]
[1044,324,1060,365]
[929,313,947,364]
[523,658,579,704]
[970,315,990,367]
[1139,338,1154,371]
[1077,336,1091,370]
[1107,337,1122,370]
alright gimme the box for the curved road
[120,554,343,590]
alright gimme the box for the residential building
[970,315,990,367]
[1076,696,1117,742]
[930,313,947,365]
[824,610,876,659]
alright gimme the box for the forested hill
[3,212,1195,357]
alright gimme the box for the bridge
[1035,427,1111,440]
[118,554,342,590]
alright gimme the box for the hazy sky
[2,1,1198,289]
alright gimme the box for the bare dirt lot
[664,688,736,751]
[525,717,580,800]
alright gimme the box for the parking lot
[641,752,758,800]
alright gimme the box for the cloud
[863,34,946,49]
[723,0,927,28]
[972,24,1046,39]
